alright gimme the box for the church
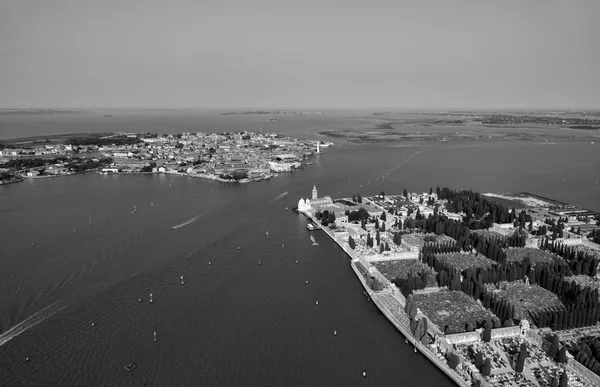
[298,185,333,216]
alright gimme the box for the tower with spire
[312,185,318,200]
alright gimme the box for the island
[297,186,600,387]
[0,131,326,184]
[316,110,600,144]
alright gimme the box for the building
[298,185,333,215]
[268,161,296,172]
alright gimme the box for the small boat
[306,224,315,231]
[310,235,316,243]
[124,363,137,371]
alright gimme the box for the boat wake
[171,213,206,230]
[0,298,70,347]
[271,192,289,202]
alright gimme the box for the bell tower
[312,185,318,200]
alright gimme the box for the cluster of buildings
[297,187,455,225]
[298,186,600,386]
[99,132,321,180]
[1,131,328,182]
[0,144,76,157]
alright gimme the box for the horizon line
[1,106,599,112]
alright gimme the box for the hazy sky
[1,0,599,109]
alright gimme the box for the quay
[318,223,471,387]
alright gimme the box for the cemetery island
[298,186,600,387]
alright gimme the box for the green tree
[558,371,568,387]
[481,358,492,376]
[447,352,460,370]
[357,193,362,203]
[405,294,414,314]
[231,170,248,180]
[408,302,418,320]
[515,342,527,373]
[557,346,568,364]
[550,335,559,359]
[403,188,408,198]
[375,230,380,245]
[483,320,493,342]
[475,351,484,370]
[381,222,386,232]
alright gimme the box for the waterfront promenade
[318,222,472,387]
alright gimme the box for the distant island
[317,110,600,144]
[0,109,84,115]
[0,131,325,184]
[219,110,323,116]
[297,186,600,386]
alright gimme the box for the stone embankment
[319,224,471,387]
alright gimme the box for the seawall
[320,225,471,387]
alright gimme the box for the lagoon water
[0,113,599,386]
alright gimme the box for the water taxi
[306,223,315,231]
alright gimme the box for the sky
[1,0,599,110]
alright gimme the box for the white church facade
[298,185,333,216]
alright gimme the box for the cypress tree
[550,335,559,359]
[481,358,492,376]
[557,346,568,364]
[538,310,546,328]
[515,342,527,373]
[558,371,568,387]
[483,320,492,342]
[475,352,484,370]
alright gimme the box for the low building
[269,161,296,172]
[45,166,68,175]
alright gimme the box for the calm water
[0,114,599,386]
